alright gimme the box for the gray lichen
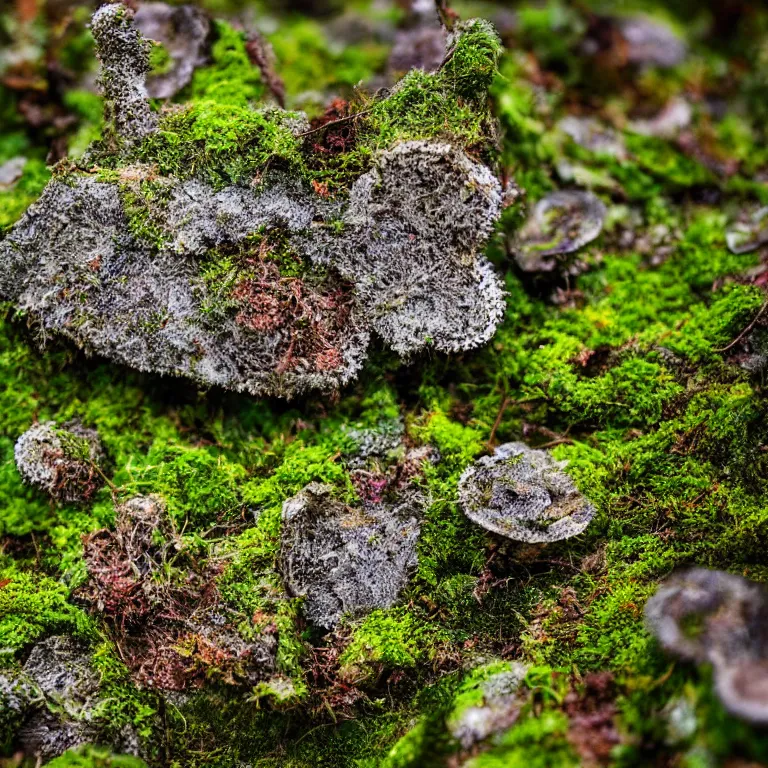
[0,5,506,398]
[513,190,606,273]
[458,442,595,543]
[280,483,424,629]
[14,420,105,504]
[645,568,768,725]
[306,141,505,355]
[1,636,141,762]
[91,3,157,145]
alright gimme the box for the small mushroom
[646,568,768,724]
[14,421,105,503]
[513,190,606,273]
[558,117,626,159]
[458,442,595,543]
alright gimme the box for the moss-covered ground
[4,0,768,766]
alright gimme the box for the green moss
[339,608,447,680]
[0,566,95,655]
[188,20,265,107]
[0,155,50,231]
[267,17,389,104]
[45,747,149,768]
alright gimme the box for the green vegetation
[4,0,768,765]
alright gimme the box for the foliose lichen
[458,442,595,543]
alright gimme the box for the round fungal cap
[514,190,606,272]
[646,568,768,725]
[458,442,595,543]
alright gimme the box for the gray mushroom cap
[514,190,606,272]
[458,442,595,543]
[645,568,768,724]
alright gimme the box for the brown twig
[713,299,768,353]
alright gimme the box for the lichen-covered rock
[645,568,768,724]
[513,190,606,273]
[307,141,505,355]
[1,173,369,399]
[1,636,141,762]
[134,3,212,100]
[280,483,424,629]
[0,5,505,398]
[458,442,595,543]
[14,420,105,503]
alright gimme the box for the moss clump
[45,747,149,768]
[0,566,95,654]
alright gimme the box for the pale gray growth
[165,175,318,256]
[3,636,141,761]
[617,15,687,68]
[306,141,506,355]
[557,117,626,159]
[726,206,768,255]
[280,483,424,629]
[629,97,692,140]
[514,190,606,272]
[447,662,528,749]
[0,156,26,190]
[0,9,506,398]
[344,418,405,465]
[0,176,369,398]
[645,568,768,724]
[458,442,595,543]
[14,420,105,503]
[91,3,157,143]
[134,3,212,100]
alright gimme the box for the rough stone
[280,483,424,629]
[0,7,506,398]
[458,442,595,543]
[91,3,157,144]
